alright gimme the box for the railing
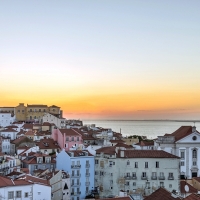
[71,174,81,178]
[85,182,90,186]
[71,165,81,168]
[159,176,165,180]
[168,176,174,180]
[151,176,157,180]
[141,176,148,180]
[124,176,137,180]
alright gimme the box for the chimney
[192,126,196,132]
[120,150,124,157]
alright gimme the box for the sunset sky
[1,1,200,120]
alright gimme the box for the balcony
[85,182,90,186]
[85,173,90,177]
[71,174,81,178]
[141,176,148,180]
[71,165,81,169]
[159,176,165,180]
[86,164,90,168]
[168,176,174,180]
[151,176,157,180]
[124,176,137,180]
[71,183,81,187]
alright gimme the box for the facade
[0,128,18,140]
[94,147,180,198]
[56,149,95,200]
[43,113,66,128]
[0,112,15,127]
[21,152,56,175]
[1,137,10,154]
[154,126,200,179]
[15,103,61,122]
[0,175,51,200]
[52,128,83,151]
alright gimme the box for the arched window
[127,160,130,165]
[193,149,197,158]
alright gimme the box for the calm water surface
[82,120,200,139]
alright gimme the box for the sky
[0,0,200,120]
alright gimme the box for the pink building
[52,128,83,150]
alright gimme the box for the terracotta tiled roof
[25,130,36,136]
[0,128,18,132]
[59,128,81,136]
[66,150,93,157]
[49,105,60,108]
[96,146,116,155]
[165,126,194,142]
[5,125,18,129]
[10,136,28,144]
[22,124,33,129]
[115,143,134,148]
[36,138,60,149]
[17,174,50,186]
[0,176,33,187]
[180,181,197,194]
[184,194,200,200]
[117,150,180,158]
[144,187,181,200]
[192,177,200,182]
[135,140,154,146]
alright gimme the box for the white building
[154,126,200,179]
[43,113,66,128]
[94,146,180,198]
[0,175,51,200]
[1,137,10,154]
[0,128,18,140]
[0,112,15,127]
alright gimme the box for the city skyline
[1,1,200,120]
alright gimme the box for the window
[127,160,130,165]
[126,181,129,186]
[34,116,36,119]
[66,137,69,141]
[180,161,185,166]
[156,161,159,168]
[142,172,146,178]
[111,173,113,176]
[126,172,130,177]
[152,172,157,177]
[109,161,112,167]
[16,191,22,198]
[169,173,174,179]
[95,171,98,175]
[132,172,136,178]
[135,162,138,168]
[8,191,14,199]
[77,137,79,141]
[18,110,20,112]
[25,192,29,197]
[133,182,136,186]
[160,172,164,177]
[95,160,99,164]
[169,184,172,188]
[34,165,38,170]
[193,161,197,166]
[160,182,164,187]
[39,109,41,112]
[180,151,185,159]
[113,162,115,165]
[193,149,197,158]
[145,162,148,168]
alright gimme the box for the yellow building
[15,103,61,122]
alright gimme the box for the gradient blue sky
[1,1,200,119]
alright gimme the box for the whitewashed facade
[154,126,200,179]
[43,113,66,128]
[0,112,15,127]
[94,147,180,198]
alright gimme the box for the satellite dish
[184,185,189,192]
